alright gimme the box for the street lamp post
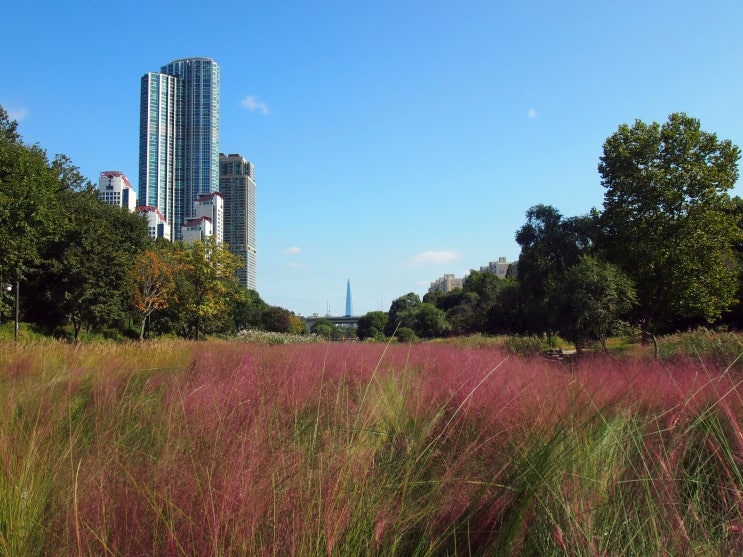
[13,275,19,342]
[1,273,19,342]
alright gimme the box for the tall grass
[656,327,743,369]
[0,336,742,555]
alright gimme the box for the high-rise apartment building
[480,257,516,279]
[181,216,213,243]
[139,57,220,240]
[190,192,224,244]
[428,274,464,294]
[219,153,257,290]
[136,206,172,241]
[97,171,136,211]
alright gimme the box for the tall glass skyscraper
[139,58,220,240]
[219,153,257,290]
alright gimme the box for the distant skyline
[3,1,743,316]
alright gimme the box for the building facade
[138,72,180,231]
[181,216,213,243]
[191,192,223,244]
[480,257,516,279]
[428,274,464,294]
[139,58,220,240]
[428,257,517,295]
[219,153,257,290]
[136,206,172,241]
[97,171,136,211]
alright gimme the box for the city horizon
[4,1,743,317]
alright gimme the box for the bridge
[302,315,359,330]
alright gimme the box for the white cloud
[405,250,460,267]
[527,108,538,119]
[241,95,270,115]
[7,106,28,121]
[282,246,301,255]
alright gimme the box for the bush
[235,329,319,344]
[395,327,417,343]
[657,328,743,368]
[503,334,544,357]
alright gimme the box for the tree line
[356,113,743,349]
[2,107,741,345]
[0,106,301,341]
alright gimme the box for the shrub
[394,327,417,343]
[657,328,743,368]
[503,334,544,356]
[235,328,319,344]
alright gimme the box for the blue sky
[3,1,743,317]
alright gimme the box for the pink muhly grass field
[1,339,742,555]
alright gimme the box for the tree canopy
[385,292,421,336]
[4,102,742,346]
[129,246,177,340]
[597,113,742,333]
[0,107,62,280]
[557,256,636,351]
[169,238,243,340]
[0,104,303,341]
[357,311,388,340]
[515,205,592,335]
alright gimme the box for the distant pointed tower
[345,279,352,317]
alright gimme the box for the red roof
[100,171,133,190]
[135,206,166,222]
[184,216,212,227]
[196,191,223,202]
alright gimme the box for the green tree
[227,287,269,332]
[515,205,591,336]
[171,238,243,339]
[443,291,479,335]
[385,292,421,336]
[395,327,417,343]
[424,288,465,312]
[408,302,451,338]
[425,288,477,335]
[0,106,62,328]
[391,301,451,338]
[461,270,510,333]
[42,185,150,340]
[597,113,742,334]
[558,256,637,352]
[722,196,743,326]
[310,318,341,339]
[262,305,293,333]
[357,311,389,340]
[485,280,522,334]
